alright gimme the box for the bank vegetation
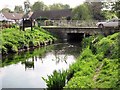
[1,27,56,55]
[43,32,120,89]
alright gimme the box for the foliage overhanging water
[1,43,81,88]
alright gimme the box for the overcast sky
[0,0,86,11]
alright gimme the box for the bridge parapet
[42,26,120,42]
[44,20,99,27]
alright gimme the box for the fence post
[31,18,33,31]
[23,18,25,31]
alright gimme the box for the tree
[14,6,23,13]
[49,3,70,10]
[31,1,48,11]
[112,0,120,18]
[72,4,92,20]
[101,10,117,20]
[85,1,105,20]
[24,0,31,14]
[101,1,120,19]
[1,8,11,13]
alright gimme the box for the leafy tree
[85,1,105,20]
[31,1,48,11]
[101,10,117,19]
[1,8,11,13]
[24,0,31,14]
[101,1,120,19]
[64,4,70,9]
[49,3,70,10]
[112,0,120,18]
[14,6,23,13]
[72,4,92,20]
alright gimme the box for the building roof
[0,13,7,21]
[30,9,72,20]
[2,12,23,20]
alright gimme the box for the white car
[96,19,120,28]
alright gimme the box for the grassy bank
[43,32,120,89]
[65,32,120,88]
[1,27,56,55]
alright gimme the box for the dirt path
[93,62,104,81]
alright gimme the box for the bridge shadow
[67,33,89,43]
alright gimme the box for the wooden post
[31,18,33,31]
[23,18,25,31]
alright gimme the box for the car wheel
[98,24,104,28]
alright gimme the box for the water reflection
[52,54,68,64]
[21,57,35,70]
[2,43,81,88]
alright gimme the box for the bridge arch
[67,33,84,42]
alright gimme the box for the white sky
[0,0,86,11]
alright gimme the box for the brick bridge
[42,26,120,42]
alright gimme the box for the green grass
[1,27,57,54]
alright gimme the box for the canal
[1,43,81,88]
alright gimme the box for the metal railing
[44,20,99,27]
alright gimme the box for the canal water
[1,43,81,88]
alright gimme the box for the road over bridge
[42,26,120,42]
